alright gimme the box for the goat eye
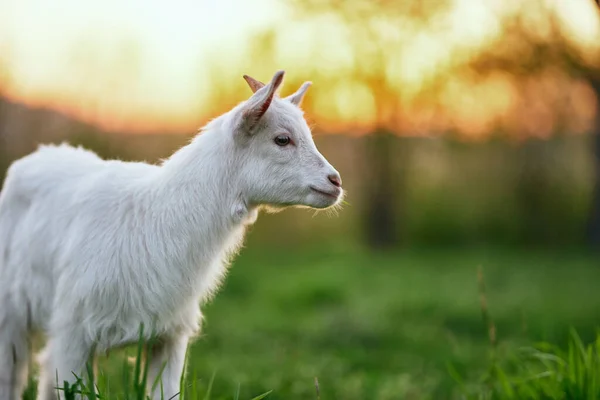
[274,135,291,146]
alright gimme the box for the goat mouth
[310,186,341,199]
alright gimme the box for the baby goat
[0,70,343,400]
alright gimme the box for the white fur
[0,71,343,400]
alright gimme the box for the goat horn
[242,75,265,93]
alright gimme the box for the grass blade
[249,390,273,400]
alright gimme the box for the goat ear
[242,75,265,93]
[241,70,285,131]
[285,81,312,107]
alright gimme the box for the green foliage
[450,329,600,400]
[449,263,600,400]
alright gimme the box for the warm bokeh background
[2,0,600,399]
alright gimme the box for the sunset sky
[0,0,599,136]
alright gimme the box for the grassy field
[23,242,600,399]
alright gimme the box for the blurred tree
[589,0,600,246]
[284,0,452,249]
[468,0,600,247]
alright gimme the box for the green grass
[450,328,600,399]
[22,244,600,399]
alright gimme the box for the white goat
[0,70,343,400]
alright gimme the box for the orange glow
[0,0,599,137]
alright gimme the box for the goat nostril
[328,174,342,187]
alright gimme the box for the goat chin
[0,69,342,400]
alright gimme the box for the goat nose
[328,173,342,187]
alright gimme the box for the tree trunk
[362,130,407,249]
[514,138,553,246]
[585,79,600,248]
